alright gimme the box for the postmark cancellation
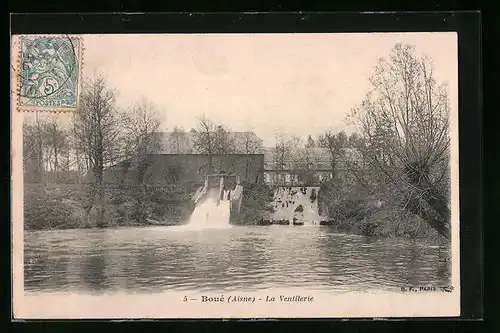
[12,35,83,112]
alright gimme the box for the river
[24,225,450,294]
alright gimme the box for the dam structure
[188,174,326,226]
[94,140,351,226]
[271,186,322,225]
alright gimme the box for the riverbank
[23,183,443,241]
[23,183,196,230]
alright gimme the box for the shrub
[234,183,274,224]
[24,195,77,230]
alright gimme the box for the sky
[27,32,458,147]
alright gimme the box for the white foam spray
[188,188,232,229]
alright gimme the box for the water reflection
[24,225,451,293]
[81,255,107,291]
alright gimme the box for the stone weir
[270,186,325,225]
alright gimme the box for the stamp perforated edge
[12,34,84,113]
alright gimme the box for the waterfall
[271,186,322,225]
[188,180,232,228]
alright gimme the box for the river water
[24,225,450,294]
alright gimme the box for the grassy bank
[23,183,199,230]
[24,182,274,230]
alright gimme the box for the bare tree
[213,124,236,154]
[192,115,217,173]
[122,98,162,222]
[306,135,316,148]
[235,131,263,154]
[73,74,123,227]
[273,135,320,185]
[272,134,302,184]
[235,131,263,181]
[23,114,68,183]
[348,132,363,149]
[317,130,348,179]
[293,140,320,185]
[167,126,192,154]
[273,134,292,171]
[70,112,86,182]
[192,115,236,174]
[42,120,69,176]
[348,43,451,241]
[123,98,162,175]
[23,119,44,183]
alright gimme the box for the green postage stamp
[14,35,82,112]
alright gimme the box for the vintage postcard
[11,32,460,319]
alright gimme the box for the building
[262,147,362,186]
[96,154,265,186]
[92,130,362,187]
[88,131,265,186]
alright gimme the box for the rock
[258,219,272,226]
[310,189,317,202]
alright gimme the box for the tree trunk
[208,154,213,174]
[95,125,105,227]
[134,158,149,223]
[94,162,105,228]
[407,197,451,241]
[245,158,249,182]
[405,163,451,241]
[54,145,59,181]
[36,115,44,185]
[330,157,337,180]
[176,136,180,154]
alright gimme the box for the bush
[24,195,79,230]
[318,179,439,239]
[325,198,439,239]
[233,183,274,224]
